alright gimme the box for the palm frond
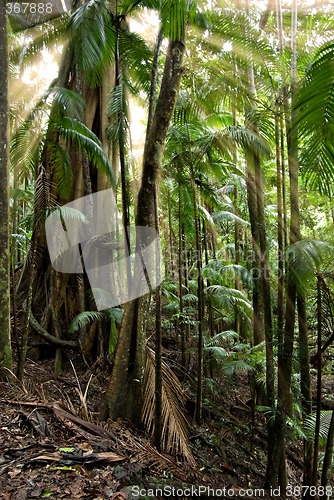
[294,42,334,196]
[48,142,72,199]
[222,359,254,376]
[303,411,333,443]
[10,122,40,176]
[34,167,50,225]
[70,0,115,87]
[286,239,334,295]
[205,330,239,347]
[213,210,249,226]
[105,307,124,325]
[143,347,195,465]
[52,116,115,186]
[49,205,90,224]
[9,13,68,53]
[206,285,253,317]
[46,87,85,119]
[119,30,153,94]
[161,0,187,41]
[68,311,105,334]
[109,318,119,355]
[204,346,229,360]
[182,293,198,306]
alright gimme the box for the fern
[68,311,105,334]
[303,411,334,444]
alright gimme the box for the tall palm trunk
[312,274,322,485]
[244,0,275,486]
[190,172,204,424]
[178,179,187,372]
[0,4,12,378]
[104,38,185,423]
[269,0,313,489]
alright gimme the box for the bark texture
[0,4,13,377]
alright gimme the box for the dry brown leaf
[8,467,22,478]
[77,442,93,452]
[110,493,128,500]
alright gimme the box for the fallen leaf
[8,467,22,478]
[77,442,93,452]
[41,489,53,497]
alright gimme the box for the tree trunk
[190,173,204,424]
[268,0,300,488]
[0,4,12,378]
[298,294,313,488]
[154,186,162,451]
[178,179,187,373]
[103,39,185,424]
[312,275,322,485]
[321,409,334,491]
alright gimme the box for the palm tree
[103,0,187,423]
[13,0,152,374]
[0,2,13,378]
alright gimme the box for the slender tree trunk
[190,173,204,424]
[313,274,322,485]
[321,409,334,492]
[269,0,300,489]
[154,186,162,451]
[298,294,313,488]
[245,162,264,346]
[244,27,274,412]
[275,107,284,353]
[104,39,185,423]
[0,3,12,378]
[178,179,187,372]
[232,103,241,336]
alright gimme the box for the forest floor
[0,347,309,500]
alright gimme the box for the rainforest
[0,0,334,498]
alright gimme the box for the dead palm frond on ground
[143,346,196,466]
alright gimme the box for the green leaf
[109,319,118,355]
[161,0,187,41]
[41,490,53,497]
[68,311,105,334]
[294,42,334,196]
[52,116,115,187]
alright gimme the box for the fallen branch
[52,402,116,441]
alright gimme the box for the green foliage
[286,239,334,295]
[303,411,334,445]
[69,311,106,334]
[51,116,115,187]
[161,0,187,41]
[48,143,72,199]
[70,0,115,87]
[294,42,334,196]
[69,306,123,356]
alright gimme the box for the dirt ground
[0,356,305,499]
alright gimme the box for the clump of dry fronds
[69,360,93,421]
[143,346,195,466]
